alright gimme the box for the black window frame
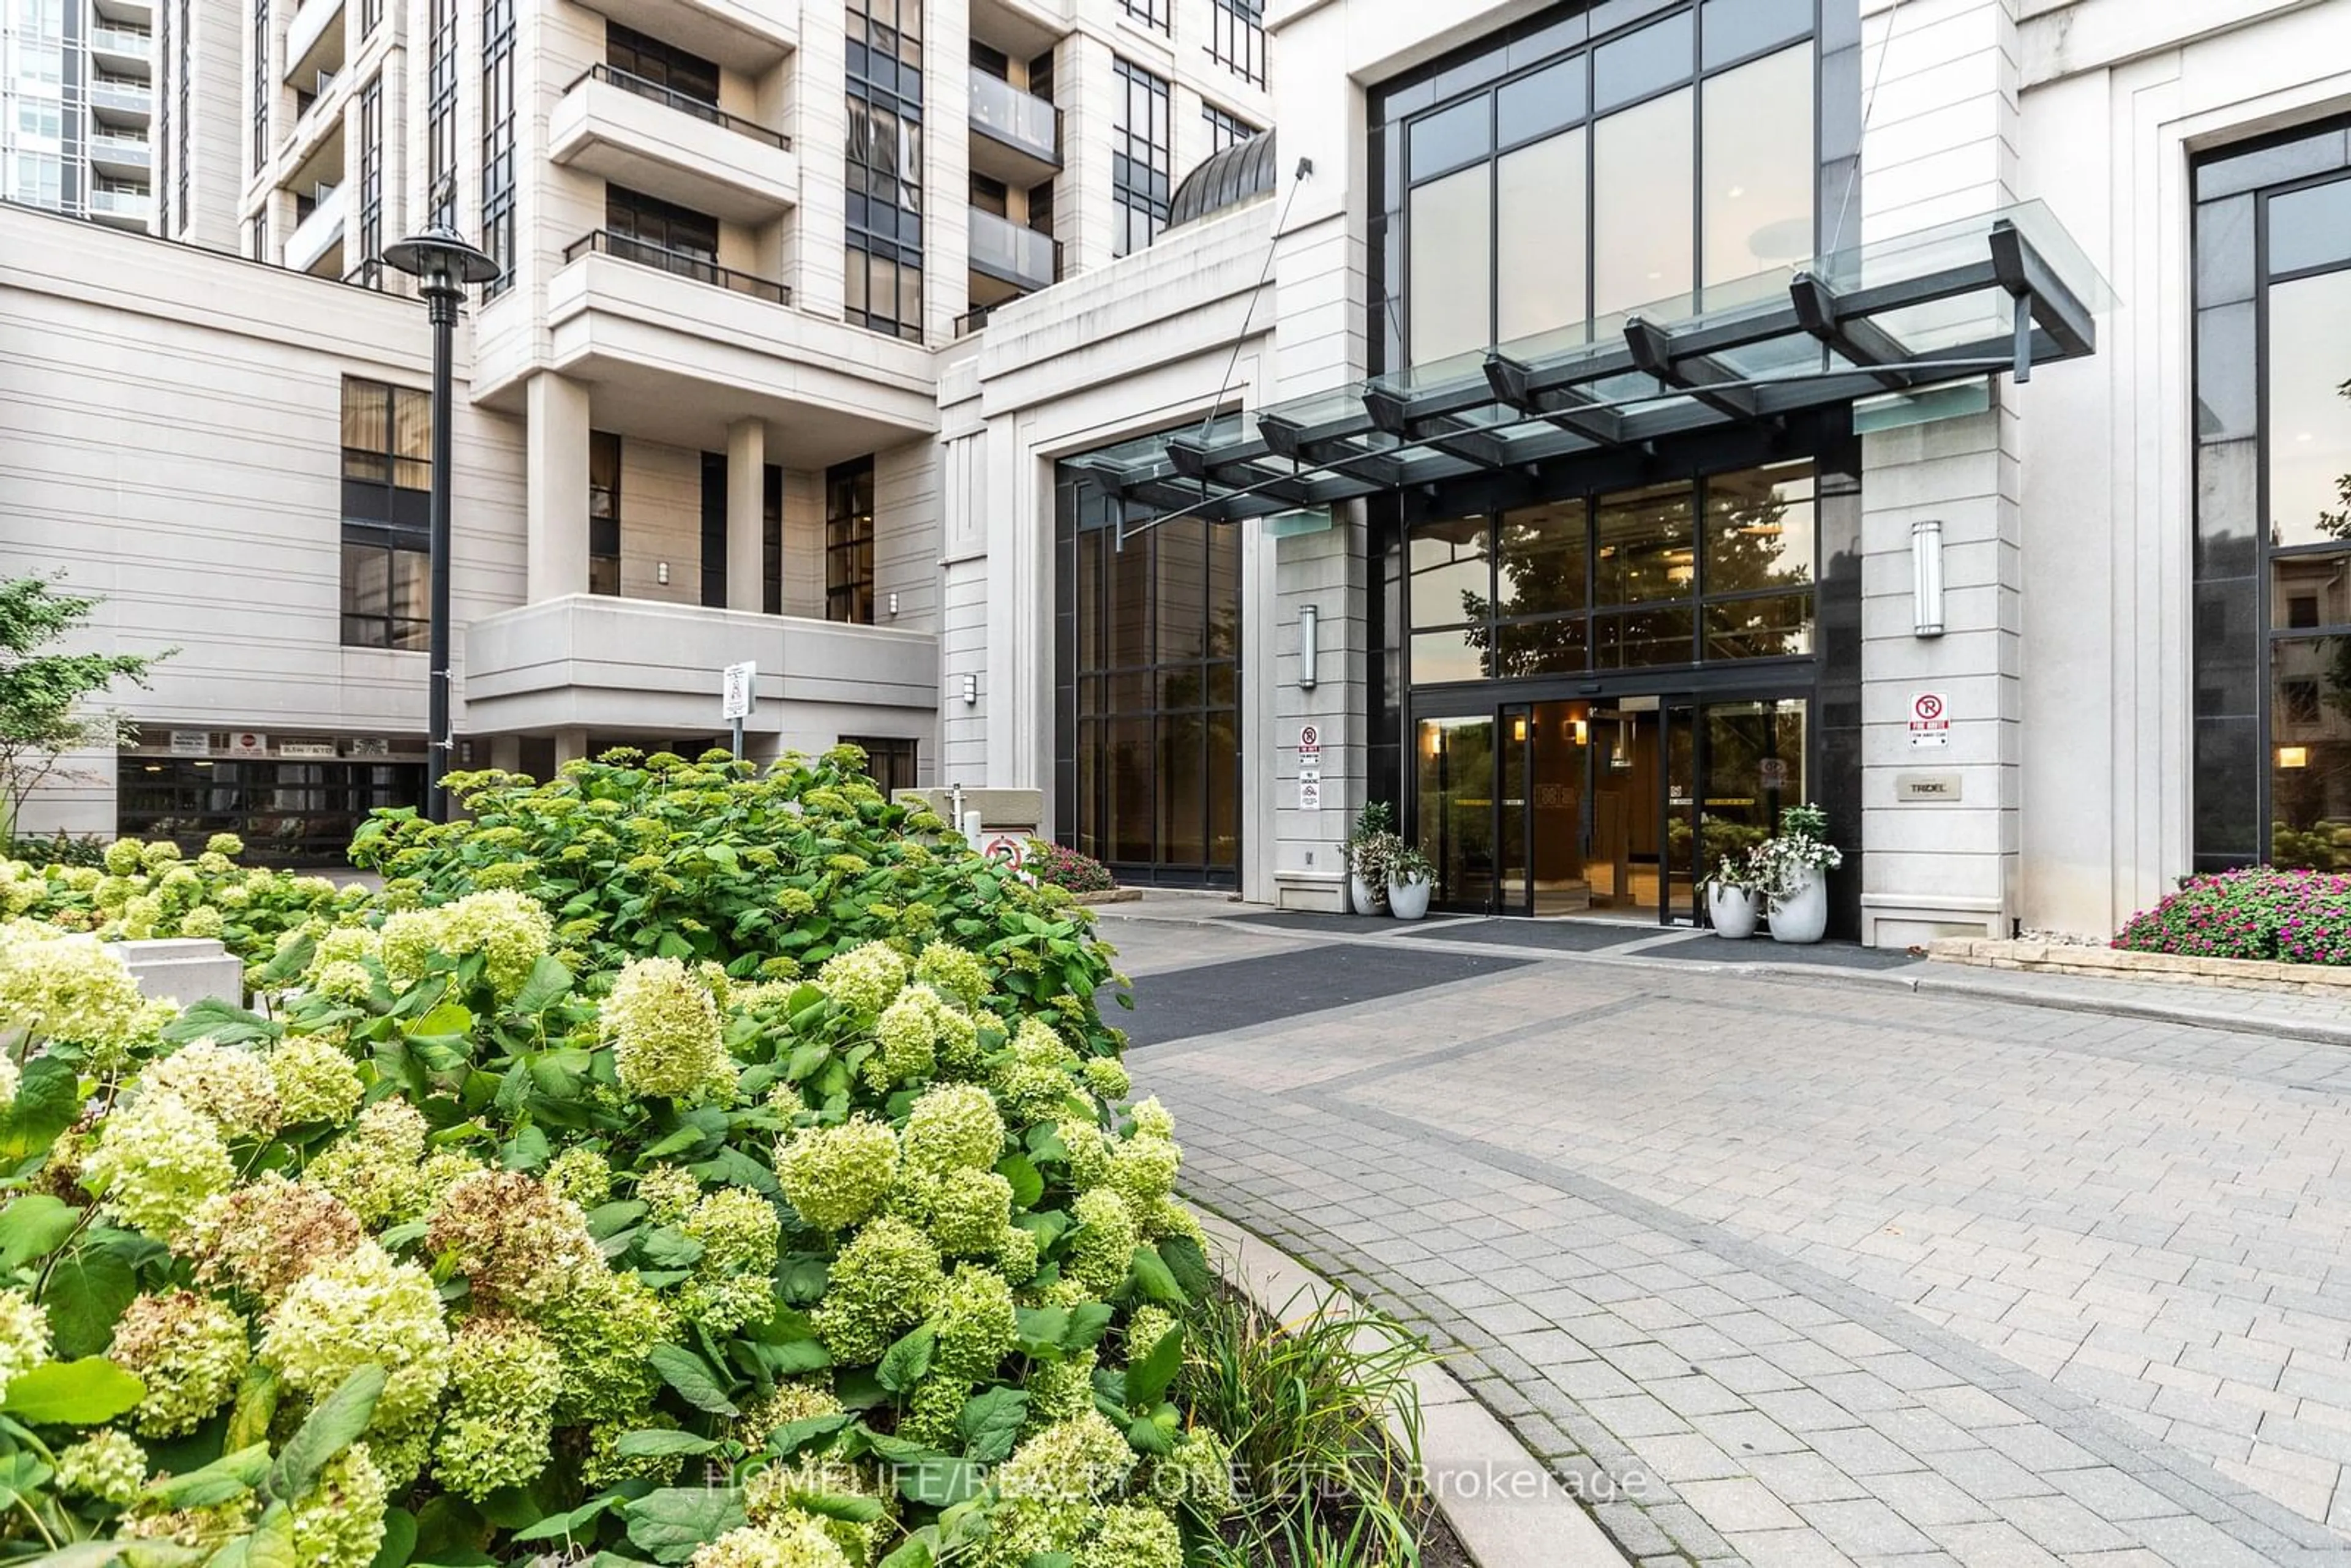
[845,0,925,342]
[590,430,623,596]
[481,0,516,294]
[842,735,918,795]
[607,22,721,105]
[1207,0,1264,88]
[354,73,383,288]
[826,456,877,625]
[1201,100,1257,156]
[607,182,720,259]
[426,0,459,225]
[249,0,268,174]
[340,377,434,651]
[1120,0,1168,34]
[1111,57,1170,257]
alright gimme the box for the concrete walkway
[1106,901,2351,1567]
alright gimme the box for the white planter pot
[1705,884,1764,939]
[1768,865,1830,944]
[1387,877,1432,921]
[1349,873,1387,915]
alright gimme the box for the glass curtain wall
[1054,463,1241,885]
[2192,120,2351,871]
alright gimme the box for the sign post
[722,662,757,759]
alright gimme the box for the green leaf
[42,1245,138,1360]
[636,1228,706,1269]
[1062,1302,1114,1354]
[510,1495,623,1545]
[778,1255,830,1306]
[648,1345,739,1416]
[876,1325,936,1395]
[1125,1247,1184,1307]
[0,1056,81,1163]
[894,1458,981,1509]
[161,999,280,1048]
[245,1502,298,1568]
[613,1430,719,1460]
[511,955,574,1016]
[765,1413,850,1457]
[1124,1409,1177,1456]
[1013,1307,1069,1359]
[993,1155,1043,1210]
[874,1536,935,1568]
[792,1491,884,1526]
[753,1339,833,1378]
[1123,1325,1183,1412]
[0,1195,82,1270]
[500,1123,550,1172]
[0,1450,53,1509]
[371,1507,418,1568]
[409,1002,473,1040]
[1156,1234,1215,1302]
[224,1364,282,1455]
[954,1387,1027,1465]
[784,1043,830,1083]
[265,1364,386,1502]
[585,1200,650,1239]
[0,1355,144,1425]
[624,1487,745,1564]
[143,1445,272,1509]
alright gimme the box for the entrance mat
[1395,918,1669,952]
[1232,910,1471,934]
[1119,946,1531,1048]
[1644,937,1925,970]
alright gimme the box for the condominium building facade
[2,0,156,224]
[6,0,2351,962]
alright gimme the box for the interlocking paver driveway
[1104,909,2351,1567]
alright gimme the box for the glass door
[1498,705,1534,915]
[1415,714,1499,912]
[1695,696,1808,882]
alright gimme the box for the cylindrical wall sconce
[1912,519,1945,637]
[1299,604,1319,690]
[961,672,978,706]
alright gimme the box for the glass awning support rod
[1788,272,1913,391]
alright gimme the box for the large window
[249,0,268,174]
[426,0,458,223]
[1119,0,1166,32]
[1208,0,1263,87]
[842,736,918,796]
[121,756,426,866]
[1202,102,1257,156]
[1378,0,1820,370]
[826,457,876,624]
[1111,59,1169,257]
[1054,460,1242,885]
[590,432,622,596]
[340,378,432,650]
[2191,121,2351,872]
[481,0,516,293]
[609,184,718,261]
[846,0,924,341]
[1407,462,1817,683]
[354,75,383,289]
[607,23,719,105]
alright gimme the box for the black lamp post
[381,222,501,823]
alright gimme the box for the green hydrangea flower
[544,1264,673,1425]
[0,927,151,1058]
[140,841,182,871]
[994,1223,1041,1284]
[744,1455,897,1563]
[205,832,245,858]
[1080,1058,1131,1102]
[0,1289,50,1404]
[1108,1135,1181,1215]
[688,1522,847,1568]
[1141,1196,1203,1249]
[305,1100,432,1226]
[426,1168,599,1313]
[181,1173,364,1302]
[868,986,942,1089]
[901,1084,1004,1176]
[380,889,553,1003]
[776,1116,898,1231]
[1065,1188,1138,1296]
[1056,1118,1112,1190]
[893,1373,969,1449]
[1130,1098,1175,1140]
[1145,1428,1237,1520]
[102,839,143,876]
[932,1264,1016,1383]
[432,1318,562,1499]
[737,1381,845,1449]
[604,957,737,1102]
[144,1039,282,1139]
[1075,1504,1182,1568]
[898,1168,1013,1258]
[1021,1346,1097,1431]
[311,961,375,1005]
[583,1416,686,1488]
[1123,1305,1177,1363]
[678,1188,781,1333]
[910,944,989,1009]
[83,1092,237,1240]
[108,1290,247,1437]
[636,1163,702,1225]
[990,1412,1136,1560]
[816,941,906,1018]
[268,1036,365,1125]
[812,1217,943,1364]
[989,1019,1081,1124]
[282,1443,389,1568]
[257,1240,451,1431]
[543,1147,613,1209]
[0,1052,17,1111]
[54,1428,147,1506]
[178,905,224,940]
[309,925,380,972]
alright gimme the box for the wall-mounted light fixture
[657,561,670,587]
[1912,519,1944,637]
[2279,745,2311,770]
[888,591,900,618]
[961,673,978,707]
[1299,604,1319,690]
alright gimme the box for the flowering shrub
[2113,866,2351,966]
[1022,842,1115,896]
[0,764,1232,1568]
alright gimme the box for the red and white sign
[1297,724,1321,759]
[981,834,1028,871]
[227,732,269,757]
[1908,692,1949,749]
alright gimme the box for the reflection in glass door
[1698,699,1807,883]
[1416,715,1498,912]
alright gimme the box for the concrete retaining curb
[1195,1207,1630,1568]
[1930,935,2351,995]
[106,937,243,1008]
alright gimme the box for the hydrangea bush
[2112,866,2351,966]
[1021,844,1116,898]
[0,751,1259,1568]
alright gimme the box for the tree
[0,575,171,839]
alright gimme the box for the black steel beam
[1787,272,1911,390]
[1623,315,1763,420]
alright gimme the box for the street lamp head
[381,223,501,296]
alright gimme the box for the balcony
[570,0,794,73]
[92,0,152,24]
[88,130,151,178]
[968,206,1057,297]
[88,186,151,228]
[550,66,797,223]
[563,230,787,303]
[89,25,152,75]
[89,75,151,124]
[286,182,346,276]
[284,0,345,91]
[465,596,937,737]
[967,69,1058,186]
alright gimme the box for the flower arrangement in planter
[1751,804,1843,945]
[1382,846,1435,923]
[0,749,1441,1568]
[1698,853,1766,940]
[1343,805,1395,915]
[2113,866,2351,966]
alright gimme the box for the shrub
[1024,841,1115,896]
[0,760,1231,1568]
[1,831,106,870]
[2113,866,2351,966]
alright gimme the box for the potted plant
[1701,850,1766,940]
[1757,803,1843,945]
[1386,842,1435,921]
[1346,801,1395,915]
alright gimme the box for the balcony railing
[89,187,151,218]
[968,68,1059,167]
[566,64,789,149]
[968,206,1058,292]
[90,24,151,55]
[563,228,790,304]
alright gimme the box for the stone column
[726,418,766,612]
[525,371,591,602]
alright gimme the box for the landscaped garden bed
[0,748,1447,1568]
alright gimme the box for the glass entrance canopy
[1071,203,2112,527]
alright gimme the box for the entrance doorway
[1413,694,1807,923]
